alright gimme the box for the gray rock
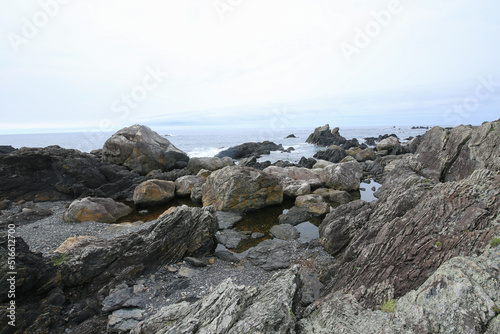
[215,229,249,249]
[63,197,132,223]
[251,232,265,239]
[102,283,133,312]
[313,188,351,204]
[295,194,330,216]
[108,308,145,334]
[270,224,300,241]
[320,161,363,191]
[246,239,292,271]
[174,175,205,197]
[178,267,201,278]
[183,257,207,267]
[278,206,314,226]
[214,250,240,263]
[202,166,283,212]
[355,148,377,162]
[314,145,347,163]
[187,156,234,174]
[376,136,400,153]
[216,211,243,230]
[131,266,302,334]
[264,166,323,189]
[102,124,189,175]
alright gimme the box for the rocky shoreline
[1,121,499,333]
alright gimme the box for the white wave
[188,147,225,158]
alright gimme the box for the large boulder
[131,266,302,334]
[132,179,176,206]
[306,124,347,147]
[376,136,400,153]
[313,145,347,163]
[264,166,323,189]
[0,146,144,202]
[295,194,330,216]
[320,161,363,191]
[102,125,189,175]
[202,166,283,211]
[215,141,284,159]
[187,156,234,174]
[313,188,351,205]
[298,249,500,334]
[174,175,205,197]
[63,197,132,223]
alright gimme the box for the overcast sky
[1,0,499,134]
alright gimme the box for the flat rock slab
[216,211,243,230]
[270,224,300,241]
[246,239,292,271]
[215,229,249,249]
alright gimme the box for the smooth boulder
[187,156,233,174]
[63,197,132,223]
[132,179,175,206]
[320,161,363,191]
[202,166,283,212]
[102,124,189,175]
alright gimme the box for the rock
[214,250,240,263]
[298,156,317,169]
[102,283,134,312]
[183,257,207,267]
[279,206,315,226]
[187,156,234,174]
[132,179,175,206]
[238,156,272,170]
[108,308,145,334]
[319,169,500,308]
[4,205,53,225]
[178,267,201,278]
[0,146,145,202]
[285,134,297,138]
[343,138,360,150]
[295,194,330,216]
[313,188,351,204]
[306,124,347,147]
[0,199,12,210]
[252,232,265,239]
[216,211,243,230]
[174,175,205,197]
[132,266,302,334]
[215,229,249,249]
[202,166,283,212]
[196,169,212,180]
[376,136,400,154]
[299,249,500,334]
[355,148,377,162]
[313,145,347,163]
[246,239,292,270]
[102,124,189,175]
[320,161,363,191]
[0,145,16,155]
[282,179,311,198]
[54,236,96,253]
[63,197,132,223]
[215,141,284,159]
[145,168,191,182]
[401,135,422,154]
[264,166,323,189]
[312,159,335,169]
[270,224,300,240]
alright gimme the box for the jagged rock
[54,236,96,253]
[0,146,145,202]
[197,169,212,180]
[215,141,284,159]
[202,166,283,212]
[295,194,330,216]
[108,308,145,334]
[145,168,191,182]
[187,157,234,174]
[343,138,360,150]
[319,169,500,308]
[102,283,134,312]
[214,250,240,263]
[216,211,243,230]
[285,134,297,138]
[63,197,132,223]
[238,156,272,170]
[174,175,205,197]
[299,249,500,334]
[215,229,249,249]
[279,206,314,226]
[320,161,363,191]
[131,266,302,334]
[0,145,16,155]
[3,205,53,225]
[270,224,300,240]
[183,257,207,267]
[306,124,347,147]
[133,180,175,206]
[246,239,292,271]
[313,188,351,204]
[312,159,334,169]
[313,145,347,163]
[102,124,189,175]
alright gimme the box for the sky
[1,0,499,134]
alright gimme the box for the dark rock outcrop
[298,157,317,169]
[102,124,189,175]
[0,146,144,202]
[306,124,347,147]
[313,145,347,163]
[246,239,292,271]
[215,141,284,159]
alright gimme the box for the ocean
[0,126,429,163]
